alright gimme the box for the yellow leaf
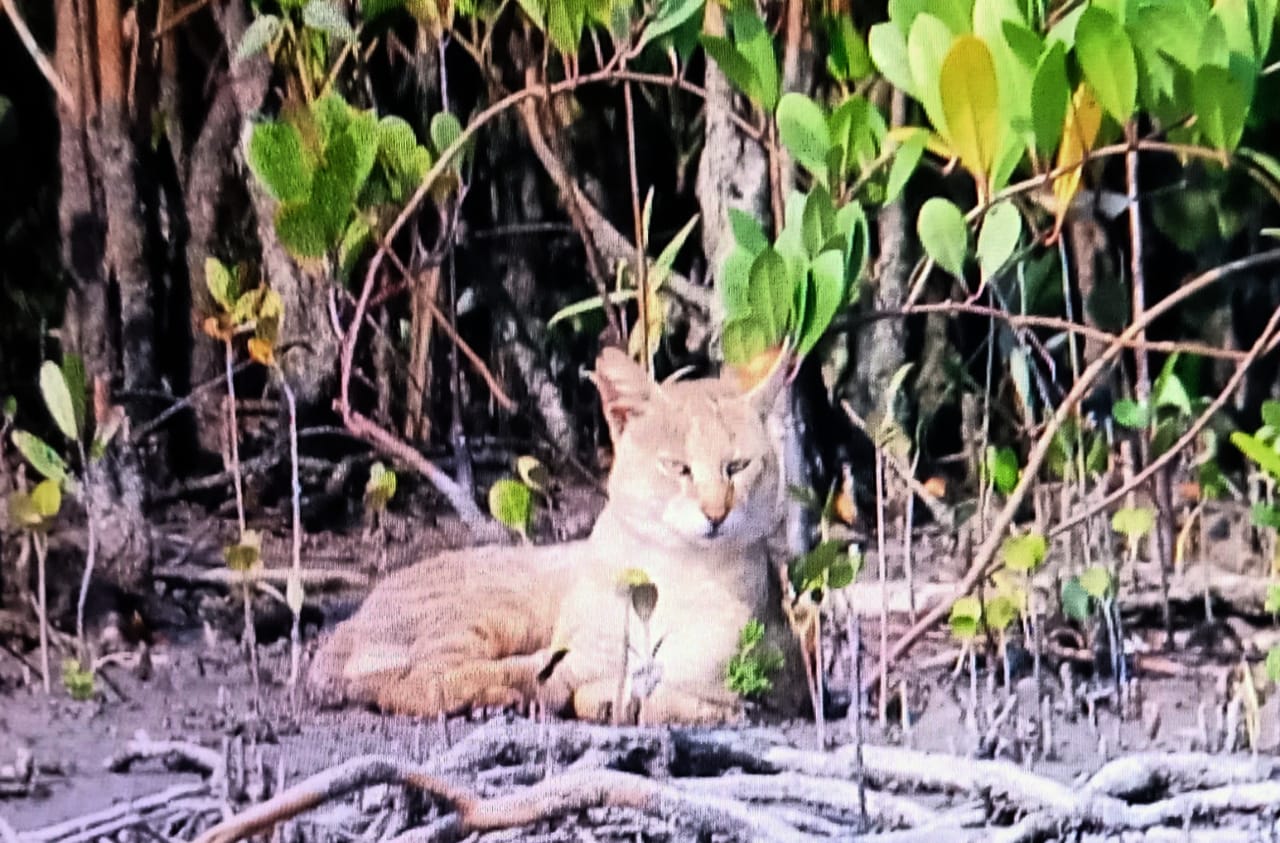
[728,345,785,392]
[626,288,664,361]
[247,337,275,367]
[31,479,62,518]
[1049,85,1103,243]
[939,36,1005,201]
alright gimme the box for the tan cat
[307,348,807,724]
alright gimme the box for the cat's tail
[307,545,569,717]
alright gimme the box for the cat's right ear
[589,347,653,440]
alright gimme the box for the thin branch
[0,0,75,109]
[863,249,1280,695]
[1049,301,1280,540]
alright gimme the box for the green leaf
[1250,502,1280,530]
[2,395,15,420]
[1030,41,1068,158]
[949,595,983,641]
[884,129,926,205]
[828,96,886,180]
[825,14,872,82]
[204,257,239,313]
[797,250,847,356]
[1193,65,1248,153]
[976,200,1021,278]
[1078,565,1113,600]
[361,0,406,20]
[1111,506,1155,540]
[275,202,333,259]
[985,445,1019,495]
[1267,646,1280,683]
[939,34,1005,186]
[1112,398,1149,430]
[1233,430,1280,480]
[236,14,282,60]
[776,94,831,183]
[907,14,954,134]
[1074,6,1136,122]
[730,0,779,111]
[1061,577,1091,622]
[488,478,534,538]
[700,36,759,104]
[639,0,704,49]
[39,361,78,442]
[1152,357,1192,416]
[303,0,356,39]
[10,432,68,483]
[868,22,916,97]
[721,317,770,365]
[791,539,846,594]
[728,209,769,255]
[376,115,431,198]
[247,122,313,204]
[430,112,464,162]
[1001,532,1047,572]
[748,248,792,345]
[917,197,969,279]
[985,594,1019,632]
[1262,400,1280,431]
[547,0,586,55]
[60,354,87,440]
[1266,584,1280,614]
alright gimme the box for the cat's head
[591,348,789,548]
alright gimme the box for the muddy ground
[4,491,1280,840]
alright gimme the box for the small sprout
[1061,576,1091,623]
[364,461,397,511]
[62,658,95,701]
[616,567,653,587]
[224,530,263,572]
[1078,565,1113,601]
[488,478,533,539]
[984,594,1019,634]
[516,455,550,493]
[630,582,658,623]
[948,596,983,641]
[2,395,16,421]
[1111,506,1155,542]
[1000,532,1048,572]
[725,619,784,699]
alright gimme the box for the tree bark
[695,0,771,323]
[850,88,910,421]
[213,0,340,410]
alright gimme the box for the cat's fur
[307,348,807,724]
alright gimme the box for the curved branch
[864,249,1280,695]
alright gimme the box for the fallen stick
[190,755,811,843]
[20,782,210,842]
[106,736,224,777]
[152,565,369,591]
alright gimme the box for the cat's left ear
[743,343,795,419]
[589,346,654,440]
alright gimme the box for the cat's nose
[701,503,728,527]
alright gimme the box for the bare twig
[0,0,75,109]
[863,250,1280,696]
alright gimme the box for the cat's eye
[660,458,692,477]
[725,458,751,477]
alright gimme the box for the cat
[307,347,807,724]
